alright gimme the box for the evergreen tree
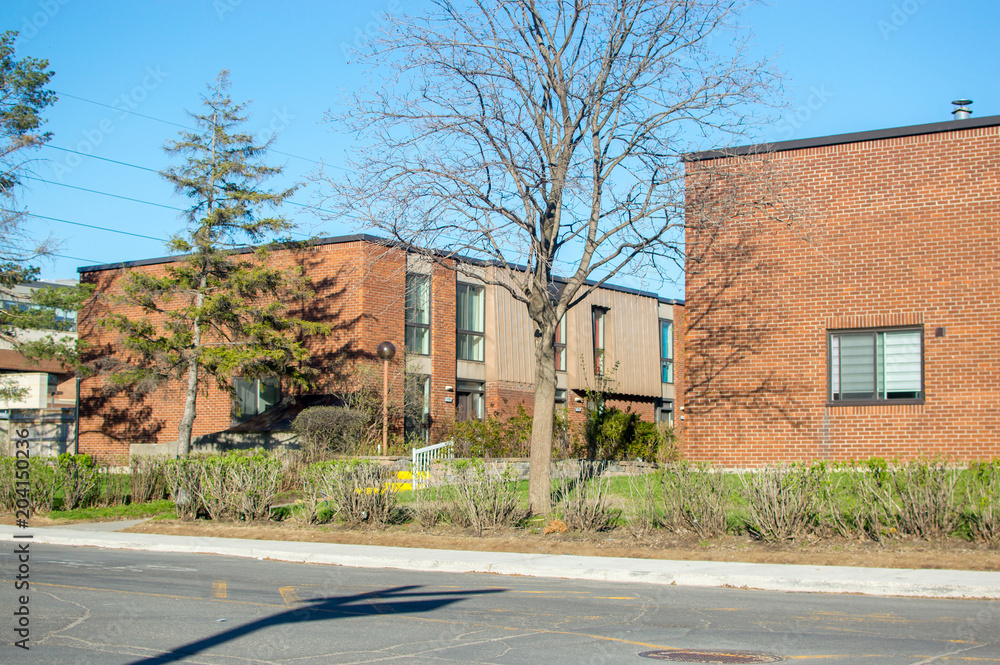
[0,30,60,401]
[100,71,326,455]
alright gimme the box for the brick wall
[78,241,377,457]
[683,125,1000,465]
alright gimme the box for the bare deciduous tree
[320,0,780,512]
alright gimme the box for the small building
[77,235,681,458]
[0,280,80,455]
[681,107,1000,464]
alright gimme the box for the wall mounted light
[445,385,454,392]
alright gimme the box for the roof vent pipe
[951,99,973,120]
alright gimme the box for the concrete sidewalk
[3,523,999,600]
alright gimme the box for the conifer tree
[100,71,326,455]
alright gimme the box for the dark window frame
[592,305,608,376]
[554,315,567,372]
[659,318,674,384]
[455,379,485,421]
[827,326,925,406]
[405,273,432,356]
[456,282,485,362]
[232,376,280,423]
[404,373,432,444]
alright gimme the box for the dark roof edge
[683,114,1000,162]
[77,233,677,301]
[76,233,379,273]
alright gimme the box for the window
[554,388,568,403]
[455,379,484,420]
[660,319,674,383]
[592,306,607,375]
[554,315,567,372]
[657,400,674,427]
[456,283,485,361]
[405,274,431,355]
[404,374,431,443]
[233,377,279,422]
[828,328,923,403]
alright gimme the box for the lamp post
[376,341,396,456]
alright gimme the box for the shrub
[893,459,961,539]
[447,461,525,535]
[739,464,824,541]
[293,406,372,461]
[452,405,570,458]
[195,450,284,521]
[584,407,666,461]
[967,461,1000,546]
[825,459,960,541]
[0,457,15,511]
[130,455,168,504]
[98,459,131,507]
[302,460,398,527]
[553,461,619,532]
[165,456,206,520]
[622,471,661,537]
[660,463,730,539]
[55,454,100,511]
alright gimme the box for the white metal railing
[411,439,454,488]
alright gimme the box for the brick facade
[682,120,1000,465]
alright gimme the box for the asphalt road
[2,544,999,664]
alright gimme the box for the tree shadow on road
[125,584,505,664]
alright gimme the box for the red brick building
[682,113,1000,464]
[78,236,680,457]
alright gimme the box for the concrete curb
[3,525,999,599]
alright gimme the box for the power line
[23,175,185,211]
[38,145,339,215]
[41,145,159,173]
[28,213,168,242]
[52,90,348,170]
[51,252,99,263]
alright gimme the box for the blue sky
[4,0,998,299]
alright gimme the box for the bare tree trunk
[528,328,557,514]
[176,287,204,457]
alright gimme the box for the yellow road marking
[279,586,301,606]
[211,581,227,599]
[593,596,636,600]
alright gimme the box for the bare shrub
[448,461,525,536]
[98,458,131,507]
[622,472,661,537]
[0,457,15,511]
[739,464,823,541]
[967,461,1000,547]
[56,454,100,511]
[303,460,398,527]
[224,451,283,521]
[293,406,372,461]
[846,459,900,542]
[130,455,168,504]
[554,461,619,532]
[893,459,960,539]
[165,457,205,520]
[661,463,730,539]
[408,485,447,528]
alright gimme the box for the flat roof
[684,114,1000,162]
[78,233,684,305]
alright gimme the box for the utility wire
[27,213,168,242]
[40,145,340,215]
[23,175,185,211]
[52,90,348,170]
[42,145,159,173]
[51,252,99,263]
